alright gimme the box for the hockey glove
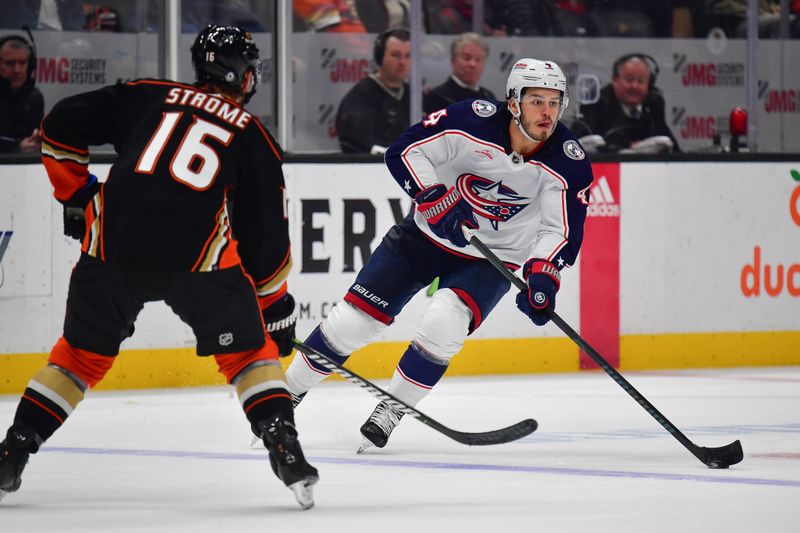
[515,259,561,326]
[262,293,297,357]
[62,174,100,241]
[415,184,478,248]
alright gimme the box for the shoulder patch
[472,100,497,117]
[563,140,585,160]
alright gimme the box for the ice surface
[1,367,798,532]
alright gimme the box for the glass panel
[291,1,375,153]
[3,1,798,155]
[178,1,276,132]
[0,1,161,154]
[286,0,800,154]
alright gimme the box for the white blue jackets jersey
[385,99,594,270]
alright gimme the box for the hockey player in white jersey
[286,58,594,452]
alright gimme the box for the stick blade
[699,439,744,469]
[446,418,538,446]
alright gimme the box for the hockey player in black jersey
[285,58,594,452]
[0,25,318,509]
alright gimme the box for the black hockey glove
[415,183,478,248]
[61,174,100,241]
[515,259,561,326]
[262,293,297,357]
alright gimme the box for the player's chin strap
[461,225,744,470]
[509,99,539,144]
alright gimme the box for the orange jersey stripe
[258,281,288,311]
[40,126,90,155]
[253,119,282,161]
[42,157,90,202]
[244,393,292,414]
[22,394,65,424]
[192,200,240,272]
[254,247,291,287]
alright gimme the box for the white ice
[1,366,798,532]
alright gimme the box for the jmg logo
[764,89,799,113]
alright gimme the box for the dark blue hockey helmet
[191,25,261,103]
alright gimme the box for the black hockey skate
[0,424,38,502]
[358,401,405,454]
[248,393,306,449]
[259,414,319,510]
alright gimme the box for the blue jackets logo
[457,173,529,230]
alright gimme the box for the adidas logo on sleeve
[586,176,620,218]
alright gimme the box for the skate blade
[288,479,316,510]
[0,489,8,502]
[356,437,374,455]
[249,435,261,448]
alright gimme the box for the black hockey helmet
[191,24,261,103]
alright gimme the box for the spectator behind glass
[84,6,122,32]
[702,0,784,38]
[294,0,366,32]
[485,0,565,36]
[335,28,410,154]
[0,34,43,154]
[423,32,496,115]
[571,53,680,154]
[423,0,473,34]
[355,0,410,33]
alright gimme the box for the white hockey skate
[357,401,405,454]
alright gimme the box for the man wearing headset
[335,28,410,154]
[0,35,43,153]
[572,54,680,153]
[287,58,594,453]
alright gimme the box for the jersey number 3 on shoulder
[135,111,233,190]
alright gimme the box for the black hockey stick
[292,339,538,446]
[462,226,743,468]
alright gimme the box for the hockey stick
[291,339,538,446]
[462,226,743,468]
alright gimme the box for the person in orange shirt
[294,0,366,32]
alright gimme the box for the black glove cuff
[262,293,297,330]
[62,177,100,208]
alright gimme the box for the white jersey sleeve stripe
[402,130,507,190]
[528,161,571,262]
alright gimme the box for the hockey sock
[285,325,349,395]
[388,343,449,407]
[14,365,87,447]
[231,361,294,437]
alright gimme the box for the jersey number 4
[423,109,447,128]
[135,111,233,190]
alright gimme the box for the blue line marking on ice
[41,446,800,488]
[516,423,800,443]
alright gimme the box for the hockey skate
[357,401,405,454]
[259,414,319,510]
[0,424,37,502]
[249,392,308,449]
